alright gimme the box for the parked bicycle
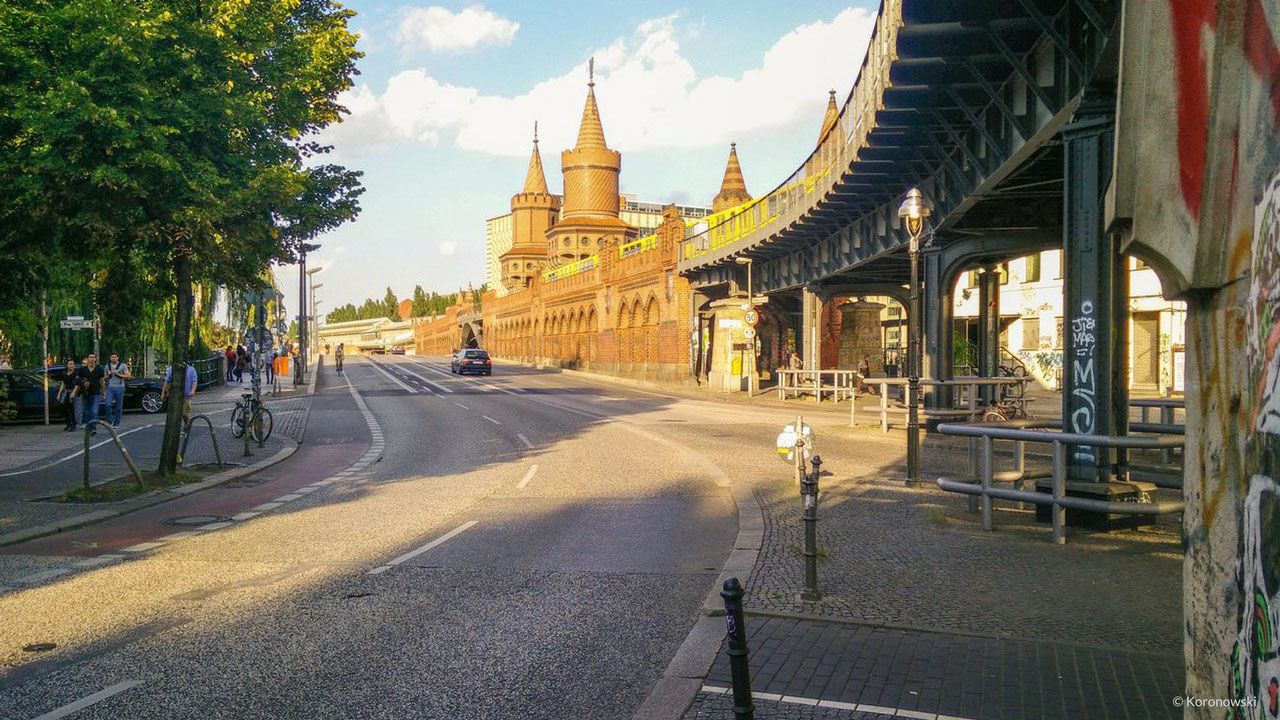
[230,393,274,442]
[982,383,1031,422]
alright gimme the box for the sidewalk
[0,372,316,546]
[676,434,1183,719]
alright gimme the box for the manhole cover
[23,643,56,652]
[163,514,231,527]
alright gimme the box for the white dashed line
[697,686,974,720]
[516,433,535,449]
[32,680,143,720]
[120,542,166,553]
[365,357,418,393]
[454,402,469,410]
[368,520,478,575]
[482,415,500,425]
[515,464,540,489]
[230,511,262,521]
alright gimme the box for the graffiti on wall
[1228,475,1280,718]
[1251,170,1280,435]
[1070,300,1097,464]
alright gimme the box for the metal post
[793,414,806,486]
[1052,440,1067,544]
[980,435,993,531]
[906,239,921,486]
[41,293,49,425]
[103,424,144,487]
[82,424,91,491]
[720,578,754,720]
[800,455,822,602]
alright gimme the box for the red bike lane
[0,440,371,559]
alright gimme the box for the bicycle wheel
[250,407,274,443]
[230,405,246,438]
[982,408,1006,423]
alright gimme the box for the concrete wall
[1111,0,1280,712]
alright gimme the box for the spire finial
[730,141,736,149]
[533,120,538,145]
[588,57,595,87]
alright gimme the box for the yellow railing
[618,233,657,259]
[542,255,598,282]
[679,0,902,265]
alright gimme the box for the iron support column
[921,246,948,409]
[907,246,922,486]
[976,265,1001,405]
[801,286,822,371]
[1062,94,1123,482]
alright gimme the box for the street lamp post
[309,281,324,360]
[898,188,931,487]
[297,243,321,385]
[735,257,755,395]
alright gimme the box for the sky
[274,0,880,315]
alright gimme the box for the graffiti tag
[1070,300,1097,465]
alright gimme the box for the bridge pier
[922,247,950,409]
[1062,95,1129,486]
[976,264,1002,406]
[801,286,822,372]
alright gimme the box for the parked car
[1,370,59,420]
[390,346,406,355]
[450,349,492,376]
[30,367,166,415]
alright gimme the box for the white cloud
[438,241,458,256]
[396,4,519,53]
[326,8,875,159]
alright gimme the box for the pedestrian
[265,344,276,385]
[235,345,246,384]
[161,361,198,425]
[224,345,236,381]
[56,359,78,431]
[104,351,130,428]
[74,352,106,435]
[335,343,345,373]
[856,354,874,396]
[789,351,803,370]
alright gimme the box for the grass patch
[57,467,216,503]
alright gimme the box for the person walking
[56,359,79,431]
[265,345,276,385]
[224,345,236,382]
[161,361,198,425]
[104,351,130,428]
[335,343,345,373]
[74,352,106,435]
[234,345,246,385]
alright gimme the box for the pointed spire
[712,142,752,212]
[521,121,548,194]
[574,57,608,150]
[818,89,839,144]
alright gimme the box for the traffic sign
[59,319,95,330]
[744,309,759,326]
[744,327,756,340]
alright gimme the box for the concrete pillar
[922,248,949,407]
[1062,94,1126,482]
[976,265,1001,404]
[838,299,885,372]
[801,286,821,371]
[706,299,749,392]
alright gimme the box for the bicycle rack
[181,414,224,469]
[82,424,147,490]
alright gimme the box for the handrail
[935,422,1185,544]
[679,0,904,266]
[542,255,598,282]
[618,233,657,259]
[83,424,146,490]
[181,414,224,469]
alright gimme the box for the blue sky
[278,1,879,313]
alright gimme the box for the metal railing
[180,414,224,469]
[776,369,859,402]
[81,424,145,490]
[618,233,658,259]
[935,421,1185,544]
[192,354,224,389]
[542,255,598,283]
[851,376,1029,431]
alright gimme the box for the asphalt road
[0,355,771,719]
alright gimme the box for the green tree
[0,0,363,473]
[383,286,398,320]
[411,285,429,318]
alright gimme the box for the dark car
[450,349,491,376]
[1,370,59,420]
[389,346,406,355]
[31,367,166,415]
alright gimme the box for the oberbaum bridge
[409,0,1280,709]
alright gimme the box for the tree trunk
[158,252,193,475]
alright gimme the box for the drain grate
[162,514,231,527]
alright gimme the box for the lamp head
[897,187,931,243]
[734,257,752,266]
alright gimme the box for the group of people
[224,341,297,388]
[54,351,130,434]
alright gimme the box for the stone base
[1032,480,1158,531]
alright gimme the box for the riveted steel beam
[985,27,1057,114]
[1016,0,1086,77]
[944,87,1005,161]
[959,58,1027,140]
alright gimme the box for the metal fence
[192,354,224,389]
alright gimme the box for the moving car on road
[450,349,492,376]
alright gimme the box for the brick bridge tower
[501,123,558,290]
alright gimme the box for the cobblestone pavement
[745,472,1182,654]
[698,616,1181,720]
[686,688,892,719]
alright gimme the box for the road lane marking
[250,501,284,512]
[454,402,469,410]
[368,520,478,575]
[120,542,166,553]
[230,511,262,521]
[515,464,540,489]
[364,358,417,393]
[482,415,500,425]
[0,424,157,478]
[33,680,143,720]
[515,433,534,449]
[385,358,453,394]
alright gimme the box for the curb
[0,436,299,548]
[631,478,765,720]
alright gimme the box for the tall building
[485,213,512,298]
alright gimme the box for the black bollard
[800,455,822,602]
[720,578,754,719]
